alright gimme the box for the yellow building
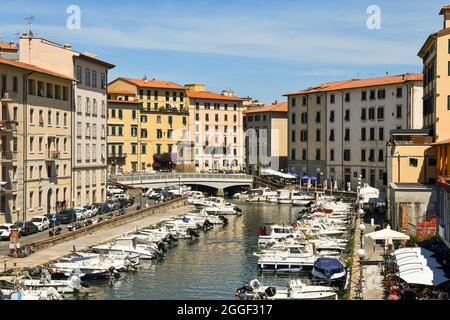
[107,78,189,173]
[0,57,73,223]
[418,6,450,142]
[435,138,450,177]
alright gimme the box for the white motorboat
[240,279,338,300]
[277,190,293,204]
[257,244,316,271]
[258,225,294,246]
[7,287,62,300]
[291,192,314,207]
[19,273,82,294]
[204,197,241,215]
[92,236,161,260]
[246,188,276,202]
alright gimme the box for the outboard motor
[218,215,229,225]
[203,220,213,231]
[264,286,277,298]
[234,206,242,213]
[157,241,169,252]
[187,228,200,238]
[168,233,179,243]
[68,274,82,291]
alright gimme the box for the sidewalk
[1,204,192,273]
[350,213,385,300]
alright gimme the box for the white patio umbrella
[365,225,410,246]
[323,180,328,191]
[334,181,338,191]
[399,267,449,287]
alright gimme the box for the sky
[0,0,447,103]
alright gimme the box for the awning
[261,169,297,179]
[394,247,450,287]
[365,226,410,241]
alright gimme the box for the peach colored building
[186,85,246,173]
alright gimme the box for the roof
[284,73,423,96]
[186,90,246,102]
[0,42,16,51]
[107,100,141,105]
[107,89,136,95]
[0,57,73,81]
[116,78,186,90]
[76,52,115,69]
[433,138,450,146]
[440,5,450,15]
[243,102,288,114]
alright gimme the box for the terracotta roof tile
[284,73,423,96]
[186,90,246,101]
[120,78,186,90]
[244,102,288,114]
[0,57,73,81]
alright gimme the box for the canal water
[73,200,311,300]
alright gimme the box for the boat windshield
[274,228,291,234]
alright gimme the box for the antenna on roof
[356,72,360,79]
[25,16,34,38]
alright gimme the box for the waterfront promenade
[0,203,193,273]
[350,213,385,300]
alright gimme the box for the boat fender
[265,286,277,298]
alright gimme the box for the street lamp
[357,248,366,300]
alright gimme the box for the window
[370,128,375,140]
[370,90,376,100]
[344,129,350,141]
[378,150,384,162]
[141,144,147,155]
[369,149,375,162]
[292,97,296,107]
[448,95,450,110]
[63,113,67,127]
[315,111,321,123]
[343,150,351,161]
[344,93,350,102]
[379,128,384,140]
[13,77,18,93]
[291,130,296,142]
[156,129,163,139]
[368,108,375,120]
[302,149,307,161]
[396,87,403,98]
[316,149,321,161]
[316,96,321,104]
[361,168,366,179]
[291,149,296,160]
[48,110,52,125]
[141,115,147,123]
[361,149,366,162]
[409,158,418,167]
[131,144,137,155]
[361,91,367,101]
[377,107,384,120]
[300,130,308,142]
[377,89,386,100]
[101,73,106,89]
[361,128,366,141]
[361,108,367,121]
[330,149,335,161]
[92,71,97,88]
[85,68,91,86]
[329,129,335,142]
[302,96,307,106]
[131,126,138,137]
[76,66,82,83]
[330,110,335,122]
[156,144,162,155]
[344,110,350,121]
[316,129,321,142]
[396,105,402,118]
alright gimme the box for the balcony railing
[0,151,13,161]
[0,91,19,101]
[108,153,127,159]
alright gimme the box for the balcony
[46,151,61,161]
[141,106,189,115]
[0,91,19,102]
[108,153,127,163]
[0,120,18,135]
[0,151,13,162]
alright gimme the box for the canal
[73,200,317,300]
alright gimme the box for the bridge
[111,173,254,196]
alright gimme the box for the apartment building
[0,57,73,223]
[285,74,423,190]
[418,6,450,142]
[107,78,189,173]
[186,85,246,173]
[18,35,114,207]
[243,102,288,174]
[284,88,330,182]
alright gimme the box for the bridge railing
[115,173,253,184]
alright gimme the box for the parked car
[107,185,124,195]
[97,203,112,214]
[83,205,98,218]
[30,216,50,231]
[15,221,39,237]
[58,209,77,225]
[0,224,19,240]
[73,207,89,221]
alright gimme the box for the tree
[152,153,174,171]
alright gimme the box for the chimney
[21,32,28,39]
[440,6,450,29]
[63,43,72,50]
